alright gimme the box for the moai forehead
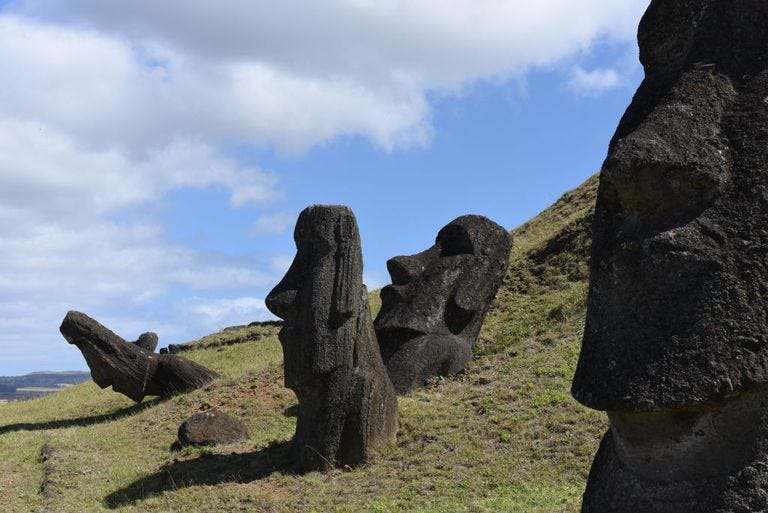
[572,0,768,411]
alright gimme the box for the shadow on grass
[0,398,165,434]
[104,441,295,508]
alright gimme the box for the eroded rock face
[265,205,398,471]
[572,1,768,511]
[374,215,511,394]
[60,311,219,402]
[177,409,249,448]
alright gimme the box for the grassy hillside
[0,175,605,513]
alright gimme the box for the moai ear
[445,258,496,335]
[330,211,362,329]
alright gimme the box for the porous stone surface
[265,205,398,471]
[573,0,768,412]
[131,332,158,352]
[60,311,219,402]
[374,215,511,394]
[571,1,768,511]
[583,388,768,513]
[177,409,249,447]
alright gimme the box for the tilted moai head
[266,205,398,471]
[374,215,512,393]
[572,1,768,511]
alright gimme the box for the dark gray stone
[177,409,249,447]
[583,389,768,513]
[60,311,219,403]
[571,1,768,511]
[374,215,511,394]
[265,205,398,471]
[131,332,158,352]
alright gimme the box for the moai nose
[265,283,298,321]
[386,255,423,286]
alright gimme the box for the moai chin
[571,1,768,511]
[266,205,398,471]
[374,215,512,394]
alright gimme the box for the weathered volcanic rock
[177,409,249,447]
[571,1,768,511]
[374,215,511,394]
[265,205,398,471]
[131,332,158,352]
[60,311,219,402]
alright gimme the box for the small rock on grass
[175,409,249,448]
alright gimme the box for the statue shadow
[104,441,295,508]
[0,398,165,434]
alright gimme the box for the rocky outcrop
[60,311,219,402]
[266,205,398,471]
[571,1,768,511]
[374,215,512,394]
[176,409,249,448]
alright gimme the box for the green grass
[0,175,605,512]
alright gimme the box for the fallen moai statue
[60,311,219,402]
[374,215,512,394]
[571,1,768,511]
[266,205,398,471]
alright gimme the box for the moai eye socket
[437,224,475,257]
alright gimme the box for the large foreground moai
[571,1,768,511]
[266,205,398,471]
[374,215,512,394]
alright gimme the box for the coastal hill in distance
[0,371,91,402]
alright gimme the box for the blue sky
[0,0,650,375]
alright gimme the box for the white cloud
[182,296,271,329]
[0,14,431,155]
[251,212,296,236]
[567,66,626,96]
[0,119,277,219]
[0,212,278,369]
[20,1,648,82]
[7,1,649,150]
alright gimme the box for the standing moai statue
[374,215,512,394]
[266,205,398,471]
[571,1,768,511]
